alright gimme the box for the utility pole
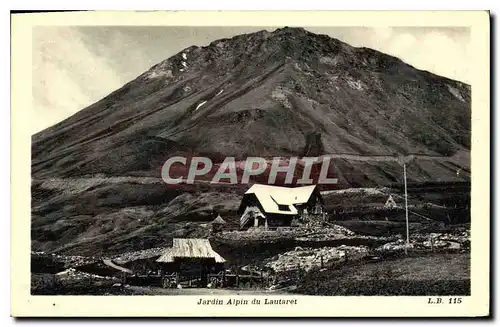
[403,162,410,255]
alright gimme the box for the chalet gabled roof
[244,184,317,215]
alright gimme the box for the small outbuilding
[384,194,398,209]
[211,214,227,233]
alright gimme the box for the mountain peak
[33,27,470,180]
[273,26,309,34]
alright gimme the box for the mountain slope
[32,27,470,180]
[31,27,471,256]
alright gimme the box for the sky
[32,26,470,134]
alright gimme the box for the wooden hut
[156,238,226,288]
[211,214,227,233]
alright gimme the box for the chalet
[238,184,326,229]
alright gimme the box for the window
[278,204,290,211]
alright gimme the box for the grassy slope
[294,252,470,295]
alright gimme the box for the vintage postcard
[11,11,490,317]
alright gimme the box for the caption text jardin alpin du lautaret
[197,298,298,306]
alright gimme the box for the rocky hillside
[32,27,470,180]
[31,27,471,256]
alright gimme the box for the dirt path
[124,286,286,295]
[102,259,134,275]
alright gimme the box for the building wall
[266,213,295,227]
[159,259,224,275]
[124,258,160,275]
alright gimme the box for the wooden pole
[404,162,410,255]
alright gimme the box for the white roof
[156,238,226,263]
[244,184,317,215]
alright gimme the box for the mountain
[31,27,471,255]
[32,27,470,180]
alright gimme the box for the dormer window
[278,204,290,211]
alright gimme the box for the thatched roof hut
[156,238,226,263]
